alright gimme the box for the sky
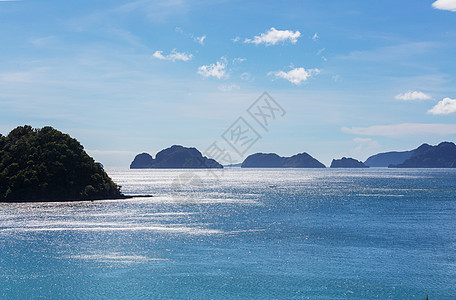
[1,0,456,167]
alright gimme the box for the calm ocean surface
[0,168,455,299]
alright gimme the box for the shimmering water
[1,168,455,299]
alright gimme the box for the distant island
[0,125,126,202]
[389,142,456,168]
[130,145,223,169]
[364,149,415,167]
[330,157,369,168]
[241,152,326,168]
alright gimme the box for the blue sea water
[0,168,455,299]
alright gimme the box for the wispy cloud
[197,57,227,79]
[116,0,190,21]
[395,91,432,101]
[194,35,206,45]
[342,123,456,137]
[218,84,240,92]
[29,36,56,48]
[152,50,192,62]
[240,72,254,81]
[269,67,319,85]
[232,57,246,63]
[86,149,138,156]
[231,36,240,43]
[0,67,50,83]
[339,42,440,62]
[244,27,301,46]
[432,0,456,12]
[350,137,382,159]
[312,33,319,41]
[427,98,456,115]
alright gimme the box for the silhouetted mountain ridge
[241,152,325,168]
[331,157,368,168]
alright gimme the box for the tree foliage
[0,125,123,202]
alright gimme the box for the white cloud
[194,35,206,45]
[233,57,246,63]
[175,27,206,45]
[218,84,240,92]
[312,33,319,41]
[240,72,254,81]
[197,58,227,79]
[231,36,240,43]
[395,91,432,101]
[244,27,301,46]
[342,123,456,138]
[269,67,320,85]
[152,50,192,62]
[428,98,456,115]
[432,0,456,11]
[316,48,326,56]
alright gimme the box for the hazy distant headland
[389,142,456,168]
[363,142,456,168]
[364,150,415,167]
[0,126,126,202]
[130,145,223,169]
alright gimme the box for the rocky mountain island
[241,152,326,168]
[130,145,223,169]
[330,157,369,168]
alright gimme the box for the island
[330,157,369,168]
[130,145,223,169]
[241,152,326,168]
[0,125,127,202]
[364,149,415,167]
[389,142,456,168]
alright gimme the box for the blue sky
[1,0,456,167]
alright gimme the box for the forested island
[0,126,126,202]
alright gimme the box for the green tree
[0,125,123,202]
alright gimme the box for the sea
[0,168,455,299]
